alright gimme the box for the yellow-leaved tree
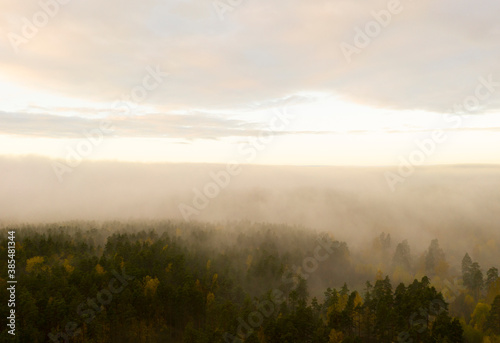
[26,256,45,273]
[329,328,343,343]
[143,276,160,297]
[63,259,74,273]
[95,264,105,275]
[470,302,491,331]
[206,292,215,306]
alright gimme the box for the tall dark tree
[392,282,409,337]
[486,295,500,335]
[425,239,446,275]
[393,240,412,271]
[462,253,473,289]
[372,276,394,342]
[486,267,499,290]
[431,312,464,342]
[470,262,484,300]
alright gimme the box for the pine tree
[486,295,500,335]
[461,253,473,289]
[393,240,412,271]
[425,239,446,275]
[486,267,499,290]
[470,262,484,300]
[373,276,394,341]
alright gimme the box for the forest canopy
[1,220,499,342]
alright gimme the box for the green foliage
[426,239,448,276]
[0,222,478,343]
[462,253,473,289]
[486,296,500,335]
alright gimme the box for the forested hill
[1,221,499,342]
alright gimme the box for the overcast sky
[1,0,500,165]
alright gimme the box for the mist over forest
[2,155,500,269]
[3,0,500,340]
[2,157,500,342]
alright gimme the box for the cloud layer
[1,0,500,113]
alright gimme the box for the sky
[1,0,500,166]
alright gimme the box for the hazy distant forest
[1,220,499,343]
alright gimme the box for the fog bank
[1,156,499,266]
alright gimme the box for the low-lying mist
[1,156,499,269]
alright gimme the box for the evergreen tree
[462,252,473,289]
[486,267,499,290]
[425,239,446,275]
[486,295,500,335]
[470,262,484,300]
[393,240,412,271]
